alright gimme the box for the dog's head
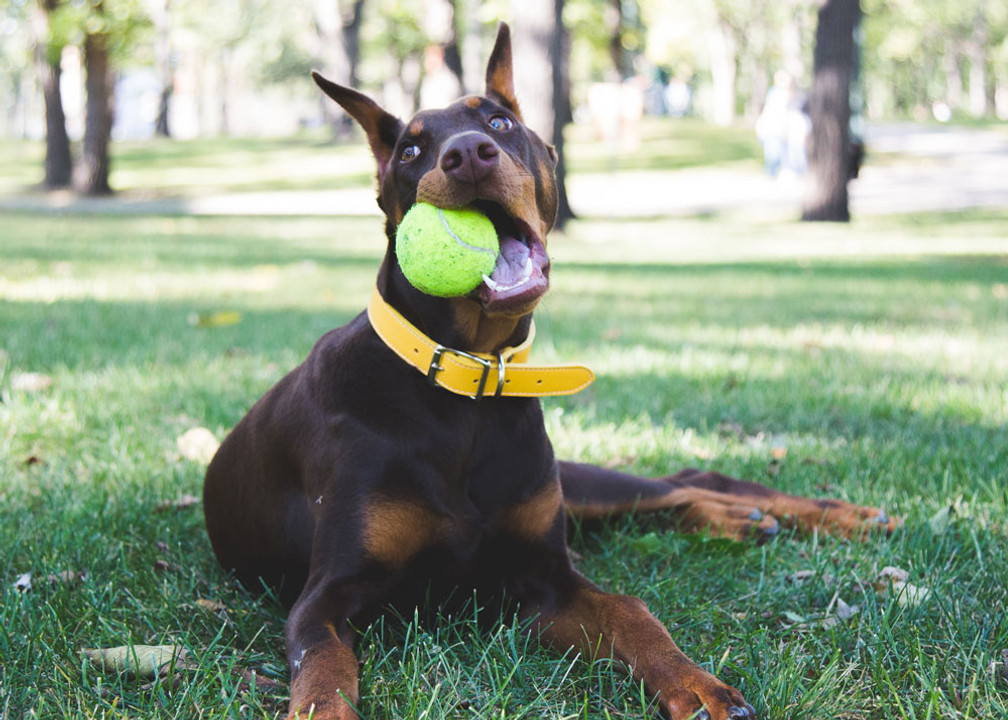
[312,24,558,341]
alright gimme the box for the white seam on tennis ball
[437,208,497,255]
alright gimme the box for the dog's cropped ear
[484,23,523,122]
[312,71,404,179]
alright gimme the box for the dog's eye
[488,115,513,131]
[399,145,421,162]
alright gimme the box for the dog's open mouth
[473,202,549,314]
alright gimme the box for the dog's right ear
[312,71,404,180]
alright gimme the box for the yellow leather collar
[367,287,594,400]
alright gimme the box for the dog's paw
[659,679,757,720]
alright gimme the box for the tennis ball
[395,203,500,297]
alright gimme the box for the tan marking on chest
[361,499,445,569]
[499,480,563,542]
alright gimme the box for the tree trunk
[607,0,625,80]
[802,0,858,223]
[342,0,366,90]
[218,47,231,136]
[313,0,365,137]
[33,0,73,189]
[708,16,736,126]
[967,10,989,118]
[550,0,573,227]
[75,25,114,195]
[510,0,573,228]
[153,0,172,137]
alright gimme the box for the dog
[203,23,896,720]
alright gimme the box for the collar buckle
[428,345,506,401]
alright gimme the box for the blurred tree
[418,0,462,108]
[606,0,643,80]
[31,0,73,188]
[360,1,427,114]
[511,0,573,227]
[861,0,1006,118]
[152,0,171,137]
[75,0,113,194]
[30,0,149,193]
[802,0,858,222]
[312,0,366,135]
[455,0,486,94]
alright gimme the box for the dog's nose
[439,132,500,184]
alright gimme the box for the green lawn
[0,117,762,198]
[2,205,1006,719]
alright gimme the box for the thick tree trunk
[75,27,114,195]
[33,0,73,189]
[802,0,858,223]
[511,0,573,228]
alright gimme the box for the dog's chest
[357,403,563,572]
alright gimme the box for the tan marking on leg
[499,480,563,542]
[361,499,445,569]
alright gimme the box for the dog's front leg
[284,579,365,720]
[533,574,755,720]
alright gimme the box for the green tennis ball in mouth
[395,203,500,297]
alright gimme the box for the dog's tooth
[482,274,501,291]
[523,257,534,278]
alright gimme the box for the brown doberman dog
[203,24,896,720]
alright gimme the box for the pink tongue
[490,236,530,286]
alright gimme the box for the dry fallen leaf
[833,596,859,620]
[187,310,242,328]
[877,566,910,584]
[929,504,954,535]
[176,427,220,464]
[195,598,226,613]
[82,645,186,677]
[874,566,931,607]
[237,668,283,692]
[46,570,88,586]
[156,494,201,512]
[786,570,816,583]
[11,372,53,392]
[992,649,1008,685]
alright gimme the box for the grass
[0,118,762,198]
[2,201,1007,719]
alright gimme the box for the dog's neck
[376,259,533,354]
[447,297,531,354]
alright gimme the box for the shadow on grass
[5,292,1004,478]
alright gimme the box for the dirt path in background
[2,123,1006,219]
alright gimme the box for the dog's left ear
[312,71,404,180]
[484,23,523,122]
